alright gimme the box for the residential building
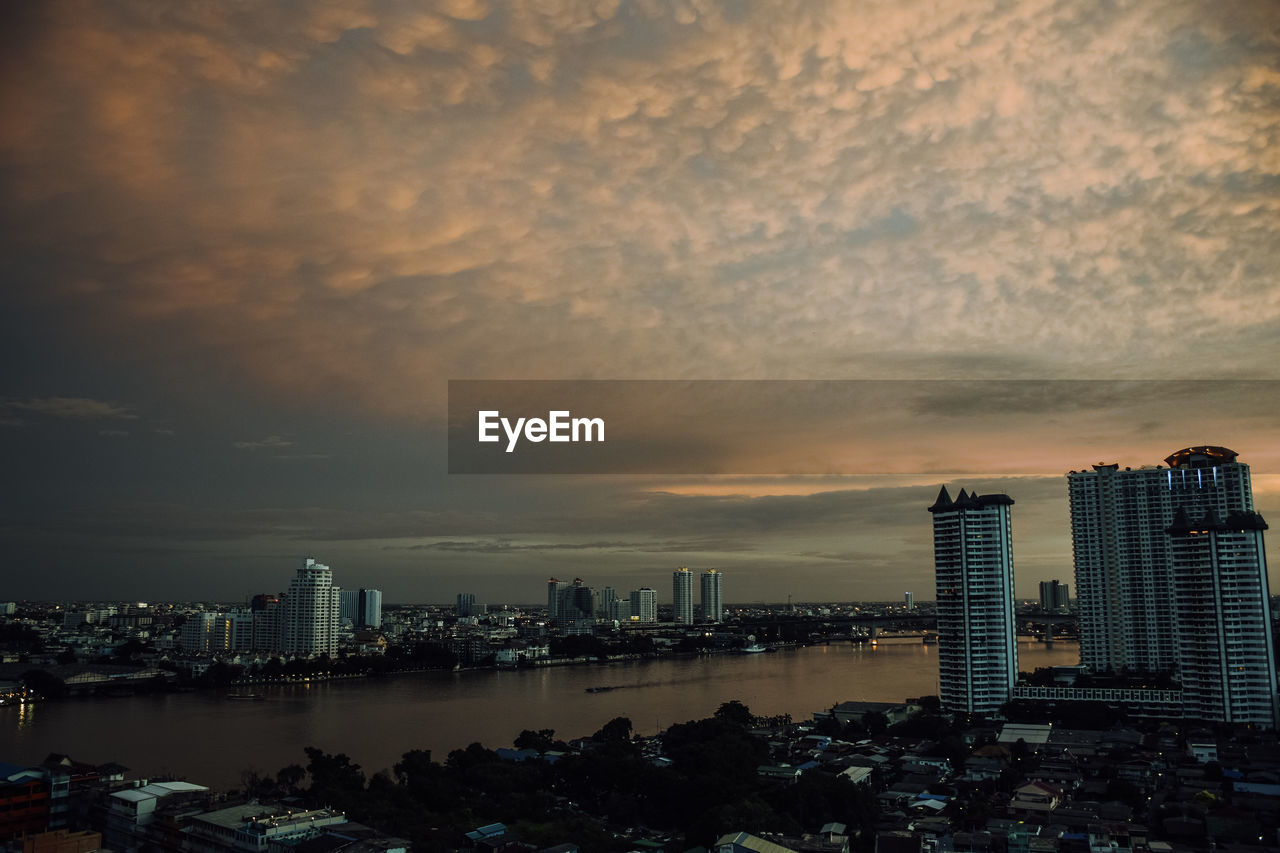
[283,558,340,657]
[1167,507,1278,727]
[457,593,477,618]
[180,613,230,654]
[701,569,724,623]
[630,588,657,623]
[929,487,1018,715]
[904,591,913,611]
[673,567,694,625]
[1068,445,1253,673]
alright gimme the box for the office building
[457,593,477,618]
[607,597,631,621]
[673,567,694,625]
[904,591,913,611]
[1068,446,1253,673]
[1167,507,1278,727]
[929,487,1018,715]
[284,557,340,656]
[359,588,383,628]
[599,586,618,618]
[339,589,360,625]
[1038,580,1069,612]
[701,569,724,622]
[630,588,657,623]
[547,578,565,623]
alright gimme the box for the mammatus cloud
[2,0,1278,424]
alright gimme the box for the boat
[226,692,264,700]
[585,686,616,693]
[742,644,767,654]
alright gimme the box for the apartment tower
[1068,446,1253,673]
[673,567,694,625]
[701,569,724,623]
[929,487,1018,715]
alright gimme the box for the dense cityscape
[2,445,1278,853]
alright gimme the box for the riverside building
[928,487,1018,715]
[1068,446,1254,673]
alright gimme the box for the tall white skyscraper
[904,591,913,611]
[672,567,694,625]
[284,557,340,656]
[1068,446,1254,673]
[630,588,657,623]
[1167,507,1277,728]
[701,569,723,623]
[929,487,1018,715]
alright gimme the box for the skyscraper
[904,591,913,611]
[673,567,694,625]
[547,578,565,623]
[1068,446,1253,673]
[701,569,723,623]
[1167,507,1278,728]
[929,487,1018,715]
[359,588,383,629]
[457,592,477,618]
[284,557,340,656]
[339,589,360,625]
[1038,580,1069,612]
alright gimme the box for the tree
[714,700,753,728]
[594,717,633,744]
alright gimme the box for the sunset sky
[2,0,1278,603]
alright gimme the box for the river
[0,639,1079,790]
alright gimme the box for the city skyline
[2,1,1278,602]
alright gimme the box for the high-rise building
[181,612,230,653]
[630,588,657,623]
[599,586,618,618]
[673,568,694,625]
[1038,580,1069,612]
[359,588,383,629]
[1069,446,1253,673]
[904,591,913,611]
[929,487,1018,715]
[547,578,565,623]
[457,593,477,618]
[339,589,360,625]
[284,557,340,657]
[1167,508,1278,727]
[701,569,723,623]
[249,593,285,651]
[607,598,631,621]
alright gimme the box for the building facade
[630,588,657,623]
[673,568,694,624]
[1068,446,1254,673]
[1167,507,1278,727]
[701,569,723,623]
[283,558,340,657]
[929,487,1018,715]
[1038,580,1069,612]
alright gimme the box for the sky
[1,0,1278,604]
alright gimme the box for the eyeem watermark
[478,410,605,453]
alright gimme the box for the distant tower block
[673,567,694,625]
[701,569,724,622]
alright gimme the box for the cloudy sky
[2,0,1277,603]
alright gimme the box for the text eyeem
[478,410,605,453]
